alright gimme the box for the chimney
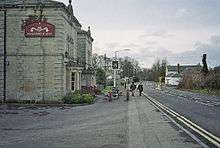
[88,26,91,35]
[177,63,180,74]
[68,0,74,16]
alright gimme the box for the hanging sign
[24,21,55,37]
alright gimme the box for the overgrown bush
[62,91,95,104]
[81,86,101,96]
[203,70,220,89]
[179,69,220,90]
[178,72,194,89]
[107,80,114,86]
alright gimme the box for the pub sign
[24,21,55,37]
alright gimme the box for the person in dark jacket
[137,82,143,96]
[130,82,136,96]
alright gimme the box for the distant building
[95,54,113,78]
[165,64,202,86]
[214,66,220,72]
[0,0,94,102]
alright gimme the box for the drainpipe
[177,63,180,74]
[3,9,7,103]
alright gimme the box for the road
[143,81,220,138]
[0,94,203,148]
[0,97,128,148]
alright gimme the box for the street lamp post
[113,51,118,88]
[113,49,130,88]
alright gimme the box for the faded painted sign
[24,21,55,37]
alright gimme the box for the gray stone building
[0,0,94,102]
[77,27,95,87]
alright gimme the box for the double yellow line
[143,93,220,148]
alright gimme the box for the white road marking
[143,92,220,148]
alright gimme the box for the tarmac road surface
[0,94,204,148]
[143,81,220,138]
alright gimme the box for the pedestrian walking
[126,88,130,101]
[130,82,136,96]
[124,81,127,89]
[137,82,143,96]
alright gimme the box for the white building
[165,64,202,86]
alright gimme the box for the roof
[0,0,81,27]
[77,30,94,42]
[214,66,220,70]
[0,0,60,5]
[167,64,202,73]
[166,73,182,78]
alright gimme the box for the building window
[79,72,81,89]
[71,72,75,91]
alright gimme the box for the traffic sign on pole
[112,61,119,69]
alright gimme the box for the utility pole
[3,9,7,103]
[113,52,117,88]
[104,54,107,71]
[104,53,107,88]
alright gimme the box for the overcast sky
[58,0,220,68]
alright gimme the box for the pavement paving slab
[128,95,203,148]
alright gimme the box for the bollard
[109,92,112,102]
[126,89,129,101]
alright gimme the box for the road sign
[112,61,119,69]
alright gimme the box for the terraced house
[0,0,94,102]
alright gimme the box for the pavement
[0,92,204,148]
[128,94,202,148]
[143,81,220,138]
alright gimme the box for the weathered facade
[77,28,95,87]
[0,0,93,102]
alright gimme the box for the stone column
[76,71,80,90]
[79,71,82,90]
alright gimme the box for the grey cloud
[105,42,120,50]
[94,34,220,68]
[121,43,140,48]
[137,47,173,58]
[93,46,102,54]
[139,30,175,39]
[167,35,220,67]
[210,35,220,45]
[127,34,220,68]
[175,8,191,17]
[127,47,173,67]
[145,41,158,45]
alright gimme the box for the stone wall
[77,32,94,87]
[0,6,79,101]
[77,32,93,69]
[77,35,86,65]
[87,37,93,67]
[0,10,4,101]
